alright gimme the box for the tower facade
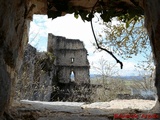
[48,33,90,84]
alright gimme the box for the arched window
[70,71,75,82]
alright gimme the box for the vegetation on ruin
[37,51,55,72]
[15,49,56,101]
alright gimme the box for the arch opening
[70,71,75,82]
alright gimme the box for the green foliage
[45,52,55,63]
[97,16,150,59]
[73,10,94,22]
[37,52,55,71]
[74,12,79,19]
[47,0,143,23]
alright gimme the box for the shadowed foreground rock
[9,99,156,120]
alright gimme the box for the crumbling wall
[74,67,90,84]
[16,44,36,100]
[16,44,55,101]
[48,33,90,84]
[56,49,89,66]
[35,52,55,101]
[15,33,90,102]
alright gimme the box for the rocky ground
[6,99,158,120]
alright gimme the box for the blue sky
[29,14,151,76]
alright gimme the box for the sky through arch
[29,14,151,76]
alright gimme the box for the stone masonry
[16,44,54,101]
[16,34,90,102]
[48,33,90,84]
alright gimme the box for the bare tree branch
[90,0,123,69]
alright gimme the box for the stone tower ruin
[48,33,90,84]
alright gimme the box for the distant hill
[90,74,144,81]
[114,76,144,81]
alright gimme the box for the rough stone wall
[16,44,36,100]
[57,66,90,84]
[0,0,48,116]
[56,49,89,66]
[16,45,54,101]
[48,33,90,84]
[74,67,90,83]
[48,34,84,54]
[0,0,28,116]
[38,71,53,101]
[34,52,55,101]
[142,0,160,111]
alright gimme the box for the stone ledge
[8,99,156,120]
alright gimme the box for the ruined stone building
[16,44,54,101]
[48,33,90,84]
[16,34,90,101]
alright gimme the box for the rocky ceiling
[47,0,142,11]
[47,0,144,21]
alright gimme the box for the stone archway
[1,0,160,117]
[70,70,76,82]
